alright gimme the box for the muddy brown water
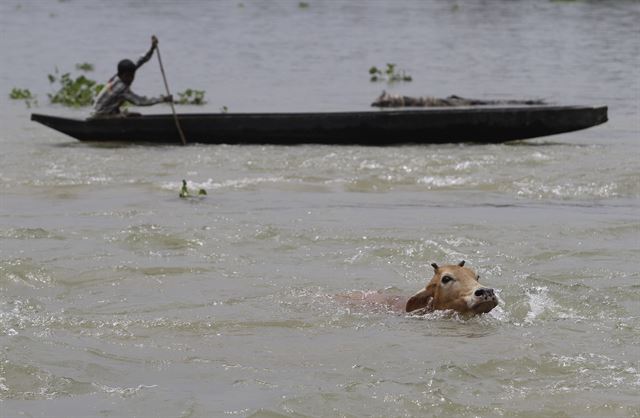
[1,1,638,417]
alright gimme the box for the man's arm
[123,89,171,107]
[135,35,158,69]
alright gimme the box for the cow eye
[476,275,480,281]
[441,275,454,284]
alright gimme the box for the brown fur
[405,261,498,315]
[339,261,498,316]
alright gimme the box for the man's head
[117,59,137,85]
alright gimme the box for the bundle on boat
[371,90,546,108]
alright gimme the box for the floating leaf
[175,89,207,105]
[9,88,33,100]
[9,88,37,108]
[47,69,103,107]
[369,63,413,83]
[179,180,189,198]
[75,62,94,72]
[179,180,207,199]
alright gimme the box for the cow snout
[474,288,495,298]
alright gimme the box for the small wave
[406,305,507,325]
[515,179,620,200]
[417,175,470,188]
[116,265,210,277]
[0,258,53,288]
[359,160,383,170]
[0,360,94,400]
[434,351,640,404]
[343,238,466,266]
[39,163,113,186]
[108,224,204,253]
[162,176,286,192]
[524,286,556,324]
[0,227,64,240]
[548,352,640,390]
[521,285,586,324]
[93,383,158,397]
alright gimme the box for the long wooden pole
[155,42,187,146]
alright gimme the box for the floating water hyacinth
[179,180,207,199]
[180,180,189,198]
[9,88,37,107]
[47,69,103,107]
[175,89,207,105]
[9,88,34,100]
[75,62,94,72]
[369,63,413,83]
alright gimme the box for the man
[92,36,172,117]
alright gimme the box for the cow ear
[406,286,434,313]
[431,263,439,271]
[458,260,465,267]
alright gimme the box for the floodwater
[1,1,639,417]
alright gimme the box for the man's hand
[151,35,159,49]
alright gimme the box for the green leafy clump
[175,89,207,105]
[180,180,189,198]
[369,63,413,83]
[299,2,309,8]
[75,62,94,72]
[9,88,37,107]
[9,88,33,100]
[220,105,228,113]
[179,180,207,199]
[48,70,104,107]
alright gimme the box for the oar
[154,37,187,146]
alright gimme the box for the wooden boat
[31,105,607,145]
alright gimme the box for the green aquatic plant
[180,180,189,198]
[179,180,207,199]
[9,88,33,100]
[47,70,103,107]
[299,2,309,8]
[175,89,207,105]
[9,88,37,107]
[75,62,94,72]
[369,63,413,83]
